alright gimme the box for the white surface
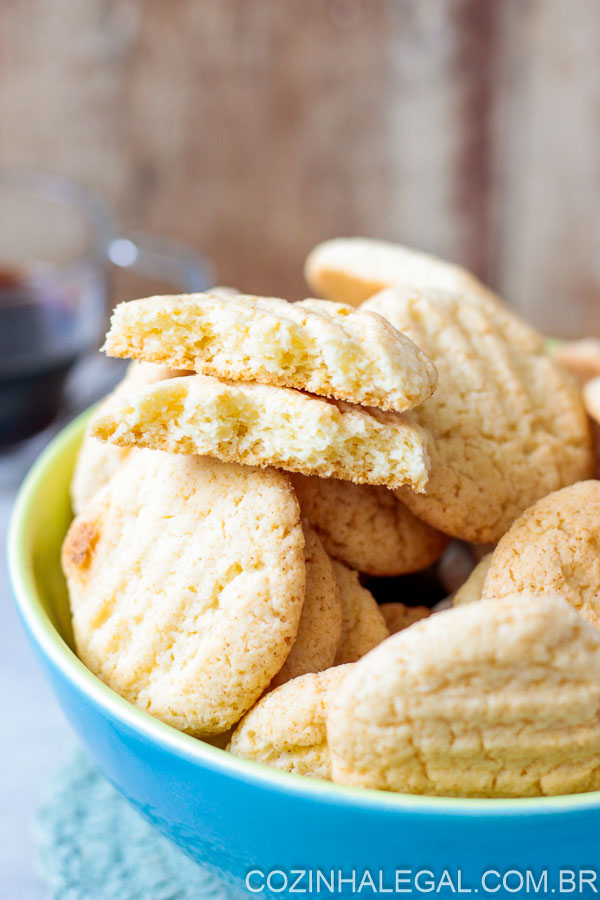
[0,356,125,899]
[0,486,73,899]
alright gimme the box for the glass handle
[107,231,215,294]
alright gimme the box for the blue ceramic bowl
[9,413,600,899]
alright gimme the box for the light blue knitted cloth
[35,748,242,900]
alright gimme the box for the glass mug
[0,167,213,446]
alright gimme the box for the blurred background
[2,3,600,895]
[2,0,600,338]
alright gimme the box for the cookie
[362,287,593,542]
[452,553,493,606]
[332,561,389,664]
[304,237,501,308]
[379,603,430,634]
[270,524,342,689]
[328,595,600,797]
[552,339,600,384]
[102,292,438,413]
[290,474,448,576]
[228,666,353,780]
[580,380,600,480]
[482,481,600,630]
[89,374,431,492]
[581,380,600,480]
[583,376,600,424]
[71,362,187,514]
[62,450,306,735]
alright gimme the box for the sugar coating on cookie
[328,595,600,797]
[379,603,430,634]
[363,287,594,542]
[453,553,493,606]
[270,524,342,689]
[62,450,306,735]
[229,665,353,780]
[304,237,501,309]
[482,481,600,631]
[290,474,448,576]
[89,374,431,492]
[71,361,187,514]
[332,561,389,664]
[102,292,438,413]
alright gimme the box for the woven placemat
[35,747,243,900]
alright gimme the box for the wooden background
[1,0,600,337]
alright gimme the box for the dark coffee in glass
[0,265,105,444]
[0,168,212,448]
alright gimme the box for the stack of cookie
[62,238,600,798]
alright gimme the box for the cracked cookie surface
[89,373,431,491]
[229,665,353,780]
[332,562,389,664]
[327,595,600,797]
[290,473,448,576]
[103,292,437,413]
[482,481,600,631]
[270,523,342,689]
[362,288,594,542]
[62,450,305,736]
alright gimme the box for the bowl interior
[11,411,600,815]
[17,414,83,650]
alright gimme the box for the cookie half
[89,374,431,491]
[290,473,448,576]
[62,450,305,735]
[363,287,593,542]
[328,595,600,797]
[229,666,353,780]
[71,361,188,514]
[102,292,437,413]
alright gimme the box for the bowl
[9,413,600,898]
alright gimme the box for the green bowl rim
[9,410,600,818]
